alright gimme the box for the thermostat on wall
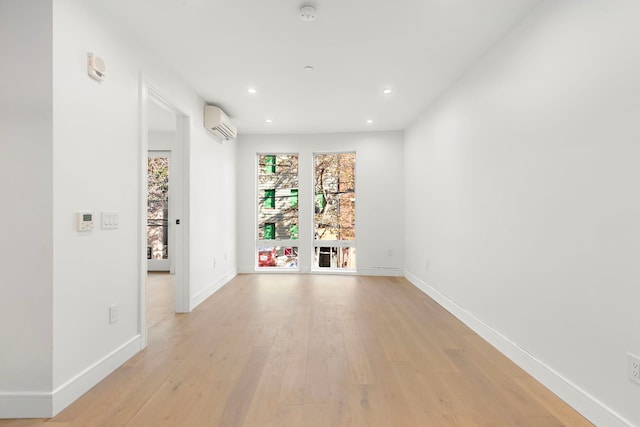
[76,212,94,231]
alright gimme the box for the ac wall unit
[204,105,237,141]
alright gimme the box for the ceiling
[91,0,540,135]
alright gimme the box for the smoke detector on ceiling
[299,4,316,21]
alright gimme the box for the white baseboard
[52,335,142,416]
[357,267,403,277]
[0,335,142,419]
[191,269,237,310]
[0,391,52,419]
[237,265,313,274]
[237,266,403,277]
[237,266,308,274]
[237,265,255,274]
[403,270,634,427]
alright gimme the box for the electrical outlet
[628,353,640,384]
[109,304,118,324]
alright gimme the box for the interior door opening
[140,84,191,349]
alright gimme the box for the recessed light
[366,119,373,124]
[304,65,315,72]
[265,119,273,123]
[248,87,257,94]
[383,88,392,95]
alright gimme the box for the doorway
[139,82,191,347]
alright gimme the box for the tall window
[314,152,356,270]
[257,154,299,268]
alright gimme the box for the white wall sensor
[87,53,106,81]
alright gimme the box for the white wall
[0,1,54,416]
[149,131,176,151]
[0,0,236,418]
[189,126,237,308]
[52,0,142,403]
[236,132,404,275]
[404,1,640,426]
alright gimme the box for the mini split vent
[204,105,237,141]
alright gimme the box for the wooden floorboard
[0,274,594,426]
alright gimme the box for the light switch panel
[101,212,119,229]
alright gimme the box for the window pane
[313,152,355,270]
[314,153,356,270]
[147,157,169,260]
[314,246,356,269]
[314,152,356,242]
[258,246,298,268]
[257,154,299,269]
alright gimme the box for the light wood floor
[1,274,593,427]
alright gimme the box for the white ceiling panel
[90,0,540,134]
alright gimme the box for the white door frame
[139,79,191,347]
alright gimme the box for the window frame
[255,153,300,271]
[311,151,357,273]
